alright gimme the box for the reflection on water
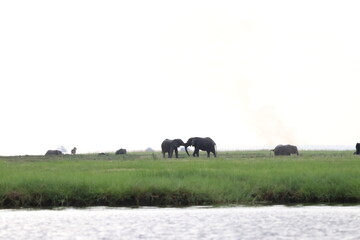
[0,206,360,239]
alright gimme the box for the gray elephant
[45,150,63,156]
[185,137,216,157]
[161,139,186,158]
[115,148,127,155]
[270,144,299,156]
[354,143,360,155]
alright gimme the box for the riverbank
[0,150,359,208]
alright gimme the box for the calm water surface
[1,206,360,239]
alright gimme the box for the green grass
[0,150,359,208]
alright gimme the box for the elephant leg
[207,151,210,157]
[210,148,216,157]
[193,148,199,157]
[174,148,179,158]
[170,147,176,158]
[162,151,165,158]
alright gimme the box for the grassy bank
[0,150,359,208]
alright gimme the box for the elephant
[45,150,63,156]
[354,143,360,155]
[161,139,186,158]
[71,147,77,155]
[185,137,216,157]
[115,148,127,155]
[270,144,299,156]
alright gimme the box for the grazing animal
[354,143,360,155]
[115,148,127,155]
[45,150,63,156]
[161,139,186,158]
[270,144,299,156]
[71,147,77,155]
[184,137,217,157]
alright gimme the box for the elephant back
[205,137,216,146]
[161,139,171,148]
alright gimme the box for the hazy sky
[1,1,360,155]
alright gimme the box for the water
[1,206,360,239]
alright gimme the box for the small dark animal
[115,148,127,155]
[45,150,63,156]
[270,144,299,156]
[354,143,360,155]
[71,147,77,155]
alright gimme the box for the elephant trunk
[185,144,190,156]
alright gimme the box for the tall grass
[0,150,359,208]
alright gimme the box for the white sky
[1,0,360,155]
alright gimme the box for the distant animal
[45,150,63,156]
[98,152,109,156]
[71,147,77,155]
[185,137,217,157]
[161,139,186,158]
[270,144,299,156]
[354,143,360,155]
[115,148,127,155]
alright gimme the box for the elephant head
[172,139,186,148]
[184,138,195,156]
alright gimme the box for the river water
[0,206,360,239]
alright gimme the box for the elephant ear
[191,139,196,146]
